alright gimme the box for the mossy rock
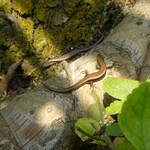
[0,0,123,83]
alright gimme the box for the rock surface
[0,0,150,149]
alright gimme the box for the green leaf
[118,82,150,150]
[91,89,101,103]
[91,140,106,146]
[87,103,104,122]
[75,129,89,141]
[87,90,104,122]
[103,77,139,99]
[116,138,137,150]
[106,99,126,115]
[75,118,100,140]
[106,123,123,136]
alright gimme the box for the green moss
[33,0,112,58]
[45,0,61,7]
[34,0,49,23]
[48,0,111,51]
[63,0,81,16]
[33,25,61,61]
[0,0,11,12]
[12,0,33,15]
[5,44,23,62]
[16,15,34,42]
[83,0,105,10]
[0,13,24,62]
[0,21,10,45]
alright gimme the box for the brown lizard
[43,35,104,68]
[42,54,106,93]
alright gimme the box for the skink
[42,54,106,93]
[43,34,104,68]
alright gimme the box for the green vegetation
[0,0,117,83]
[75,77,150,150]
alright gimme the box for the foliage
[118,81,150,150]
[75,89,114,149]
[75,77,150,150]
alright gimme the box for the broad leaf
[87,90,104,122]
[116,138,137,150]
[75,118,100,140]
[91,140,106,146]
[118,82,150,150]
[106,123,123,136]
[87,103,104,123]
[103,77,139,99]
[106,99,126,115]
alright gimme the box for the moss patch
[0,0,126,83]
[47,0,111,51]
[16,15,34,43]
[0,0,11,12]
[34,0,50,23]
[33,25,61,62]
[12,0,33,15]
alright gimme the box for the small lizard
[43,34,104,68]
[42,54,106,93]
